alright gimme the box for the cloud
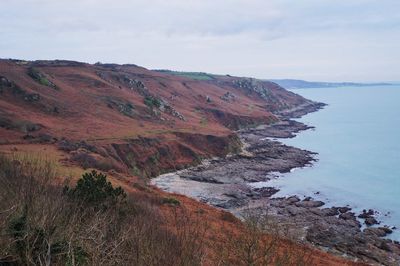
[0,0,399,81]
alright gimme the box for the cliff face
[0,59,316,176]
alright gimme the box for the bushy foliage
[161,197,180,206]
[0,155,206,265]
[144,95,161,109]
[65,170,126,207]
[27,67,58,89]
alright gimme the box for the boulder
[339,212,356,221]
[363,227,387,237]
[338,206,351,213]
[295,200,324,208]
[286,195,300,204]
[365,217,379,226]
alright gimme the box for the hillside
[0,59,320,177]
[0,59,365,265]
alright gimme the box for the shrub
[65,170,126,207]
[27,67,58,89]
[144,95,161,109]
[218,209,314,266]
[162,197,181,206]
[0,155,206,265]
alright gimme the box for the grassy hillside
[0,59,360,265]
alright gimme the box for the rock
[380,227,393,234]
[24,93,41,102]
[223,192,246,200]
[22,134,35,140]
[379,241,392,252]
[320,207,340,216]
[358,213,370,219]
[38,133,56,143]
[365,217,379,226]
[339,212,356,221]
[220,91,237,102]
[358,209,375,218]
[363,227,387,237]
[286,206,306,216]
[252,187,279,198]
[295,200,324,208]
[338,207,351,213]
[286,195,300,204]
[212,198,247,209]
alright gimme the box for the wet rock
[358,209,375,218]
[319,207,339,216]
[295,200,324,208]
[364,227,387,237]
[339,212,356,221]
[286,195,301,204]
[380,226,393,235]
[365,217,379,226]
[338,207,351,213]
[252,187,279,198]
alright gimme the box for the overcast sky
[1,0,399,82]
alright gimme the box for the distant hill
[268,79,392,89]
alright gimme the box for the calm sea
[262,85,400,240]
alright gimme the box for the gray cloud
[0,0,399,81]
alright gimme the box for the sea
[255,84,400,240]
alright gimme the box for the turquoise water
[266,85,400,240]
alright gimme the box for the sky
[1,0,399,82]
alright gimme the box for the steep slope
[0,59,320,176]
[0,59,367,265]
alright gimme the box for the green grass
[27,67,58,90]
[156,70,215,81]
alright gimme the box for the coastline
[151,102,400,265]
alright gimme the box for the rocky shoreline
[152,104,400,265]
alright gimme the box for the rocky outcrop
[104,96,136,118]
[27,67,58,90]
[232,78,273,101]
[220,91,237,102]
[0,113,42,133]
[207,108,277,130]
[152,121,400,266]
[61,132,242,178]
